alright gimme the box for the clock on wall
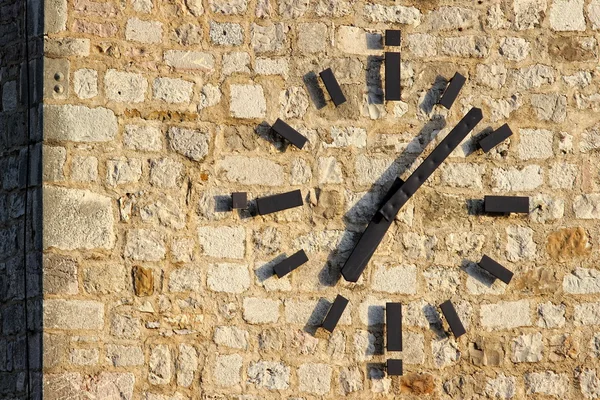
[230,29,521,379]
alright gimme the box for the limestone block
[44,186,115,250]
[44,104,117,142]
[44,299,104,330]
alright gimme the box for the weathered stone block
[214,354,242,387]
[177,344,198,387]
[104,70,147,103]
[207,263,250,293]
[372,264,416,294]
[251,23,286,52]
[124,229,166,261]
[229,84,266,118]
[247,361,290,390]
[209,22,244,46]
[44,300,104,330]
[44,104,117,142]
[82,263,130,294]
[198,226,245,259]
[525,371,569,396]
[550,0,585,31]
[153,77,193,104]
[43,254,78,294]
[218,156,283,185]
[106,345,144,367]
[168,266,201,292]
[133,265,154,296]
[298,363,331,395]
[363,4,421,25]
[149,345,172,385]
[73,68,98,99]
[243,298,280,323]
[480,300,531,330]
[44,186,115,250]
[168,127,210,161]
[214,326,248,349]
[164,50,214,72]
[126,17,162,43]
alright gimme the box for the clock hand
[341,108,483,282]
[378,107,483,221]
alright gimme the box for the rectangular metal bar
[232,192,247,209]
[256,190,303,215]
[340,177,404,282]
[478,123,513,153]
[378,108,483,222]
[439,300,466,338]
[271,118,308,149]
[319,68,346,107]
[386,359,403,376]
[385,30,401,46]
[478,255,514,284]
[322,295,349,333]
[484,195,529,214]
[386,303,402,351]
[439,72,466,109]
[273,250,308,278]
[385,52,401,101]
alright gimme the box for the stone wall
[41,0,600,398]
[1,0,44,397]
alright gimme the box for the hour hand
[378,107,483,221]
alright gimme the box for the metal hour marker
[271,118,308,149]
[484,195,529,214]
[386,359,403,376]
[322,295,348,333]
[385,52,401,101]
[385,30,401,46]
[439,300,466,338]
[478,255,514,284]
[256,190,303,215]
[273,250,308,278]
[386,302,402,351]
[319,68,346,107]
[478,123,513,153]
[232,192,247,209]
[439,72,466,109]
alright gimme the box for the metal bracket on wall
[43,57,69,99]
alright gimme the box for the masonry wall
[41,0,600,398]
[1,0,44,397]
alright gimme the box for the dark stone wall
[0,0,43,397]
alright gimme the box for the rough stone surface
[44,299,104,329]
[525,371,569,396]
[481,300,531,330]
[214,354,242,387]
[126,17,162,43]
[207,263,250,293]
[105,70,148,103]
[550,0,585,31]
[124,229,166,261]
[298,363,331,395]
[210,22,244,46]
[44,104,117,142]
[44,186,115,250]
[153,77,193,104]
[230,84,266,118]
[149,345,172,385]
[247,361,290,390]
[168,127,210,161]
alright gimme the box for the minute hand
[340,108,483,283]
[378,107,483,221]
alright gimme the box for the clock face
[38,2,600,399]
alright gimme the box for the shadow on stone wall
[0,0,44,397]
